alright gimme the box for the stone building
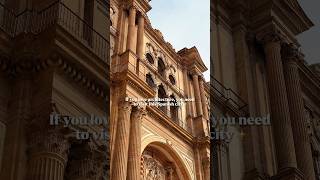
[0,0,109,179]
[212,0,320,179]
[110,0,210,179]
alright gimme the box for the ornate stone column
[27,130,69,180]
[199,76,209,120]
[192,73,203,116]
[126,6,136,52]
[261,32,298,173]
[127,107,145,180]
[194,143,204,180]
[111,100,132,180]
[182,67,191,114]
[136,14,145,59]
[202,157,210,180]
[282,44,316,180]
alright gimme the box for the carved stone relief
[142,154,165,180]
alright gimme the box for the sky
[148,0,210,80]
[297,0,320,65]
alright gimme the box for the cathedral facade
[211,0,320,179]
[110,0,210,179]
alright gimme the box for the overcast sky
[297,0,320,65]
[148,0,210,80]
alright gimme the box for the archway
[141,141,192,180]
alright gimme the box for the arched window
[146,73,156,88]
[170,95,178,122]
[158,85,167,113]
[158,58,166,78]
[146,53,154,64]
[169,75,176,85]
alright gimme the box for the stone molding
[257,30,286,45]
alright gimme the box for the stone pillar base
[272,168,304,180]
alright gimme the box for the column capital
[126,5,137,11]
[281,43,303,64]
[27,129,70,160]
[257,30,285,45]
[131,106,146,120]
[66,140,106,179]
[190,70,201,76]
[199,75,206,84]
[137,11,147,20]
[192,73,200,80]
[119,99,133,113]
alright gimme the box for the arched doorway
[141,142,192,180]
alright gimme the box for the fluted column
[127,107,145,180]
[111,100,132,180]
[202,157,210,180]
[283,44,316,180]
[136,14,145,59]
[199,76,209,120]
[27,131,69,180]
[262,33,298,171]
[192,74,203,116]
[183,67,191,114]
[126,6,136,52]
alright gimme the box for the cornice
[0,52,108,101]
[52,57,109,100]
[146,105,193,145]
[123,0,151,15]
[211,0,233,31]
[251,0,313,44]
[178,47,208,73]
[211,77,248,117]
[298,61,320,106]
[127,71,156,98]
[280,0,314,34]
